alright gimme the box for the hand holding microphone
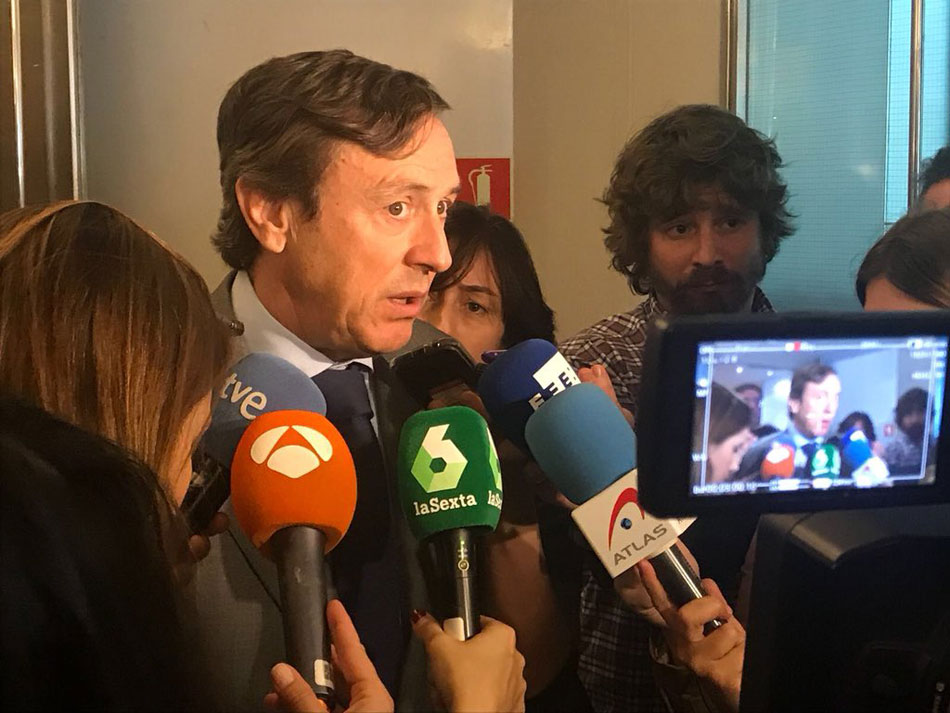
[397,406,504,641]
[230,405,357,706]
[637,558,744,713]
[524,383,723,630]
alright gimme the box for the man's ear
[788,399,801,417]
[235,177,294,255]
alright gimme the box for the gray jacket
[193,271,442,711]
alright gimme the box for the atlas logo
[528,353,580,410]
[607,487,671,565]
[411,424,468,493]
[248,425,334,479]
[607,487,645,548]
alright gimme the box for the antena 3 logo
[607,486,669,566]
[249,424,334,479]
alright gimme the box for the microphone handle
[181,449,230,534]
[430,528,480,640]
[648,544,724,635]
[271,526,334,705]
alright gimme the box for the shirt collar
[232,271,374,378]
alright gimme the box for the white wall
[78,0,513,285]
[512,0,724,339]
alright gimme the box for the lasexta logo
[411,424,468,493]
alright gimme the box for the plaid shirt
[558,288,774,713]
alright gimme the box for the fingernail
[482,350,505,363]
[410,609,427,624]
[272,663,294,688]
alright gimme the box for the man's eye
[464,301,485,314]
[722,217,744,229]
[668,223,690,236]
[388,202,408,217]
[437,199,452,216]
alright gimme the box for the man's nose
[692,223,721,265]
[411,213,452,274]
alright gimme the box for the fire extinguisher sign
[455,158,511,218]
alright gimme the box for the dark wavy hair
[213,49,449,270]
[855,207,950,309]
[602,104,794,294]
[919,145,950,202]
[429,202,556,346]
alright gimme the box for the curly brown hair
[602,104,794,294]
[214,50,449,270]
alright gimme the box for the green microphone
[397,406,503,640]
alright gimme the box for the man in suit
[736,363,842,481]
[194,50,460,711]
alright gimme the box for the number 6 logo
[411,424,468,493]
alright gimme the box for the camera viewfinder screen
[690,335,947,496]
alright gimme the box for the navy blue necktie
[311,365,407,696]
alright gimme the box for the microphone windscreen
[808,443,842,479]
[840,427,874,468]
[477,339,579,449]
[229,409,357,553]
[524,383,636,504]
[203,353,327,466]
[760,436,796,478]
[397,406,503,541]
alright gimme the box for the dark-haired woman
[421,201,555,361]
[702,383,754,484]
[857,207,950,310]
[421,203,591,710]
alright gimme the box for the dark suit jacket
[193,271,441,711]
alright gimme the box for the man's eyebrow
[371,181,462,197]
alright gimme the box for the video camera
[637,310,950,713]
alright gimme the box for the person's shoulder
[559,303,653,364]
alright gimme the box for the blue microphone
[477,339,579,450]
[525,383,721,629]
[183,352,327,532]
[524,383,635,503]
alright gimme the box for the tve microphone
[840,428,891,487]
[230,409,357,705]
[182,352,327,533]
[760,438,796,480]
[396,406,503,641]
[525,383,722,630]
[477,338,580,450]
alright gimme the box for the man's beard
[654,260,765,316]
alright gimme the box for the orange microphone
[230,409,357,705]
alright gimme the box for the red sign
[455,158,511,218]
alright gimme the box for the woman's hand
[638,558,744,712]
[412,611,526,713]
[264,600,393,713]
[187,511,229,562]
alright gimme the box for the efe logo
[249,424,334,479]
